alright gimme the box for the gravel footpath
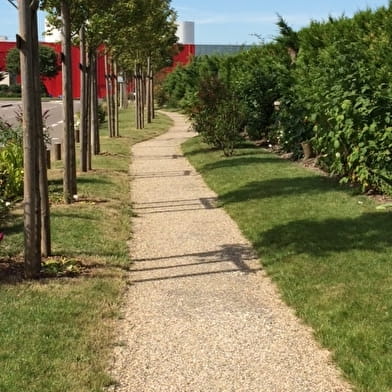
[108,112,352,392]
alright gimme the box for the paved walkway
[108,112,352,392]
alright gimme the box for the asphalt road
[0,100,80,144]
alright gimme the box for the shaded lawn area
[0,109,172,392]
[183,137,392,392]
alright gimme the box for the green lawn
[0,108,172,392]
[183,137,392,392]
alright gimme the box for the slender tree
[32,6,51,257]
[79,25,88,171]
[90,50,100,155]
[104,52,114,137]
[60,0,77,202]
[18,0,42,277]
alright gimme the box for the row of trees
[161,5,392,195]
[15,0,178,278]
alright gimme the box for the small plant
[0,116,23,202]
[41,257,85,277]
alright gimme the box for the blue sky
[171,0,390,44]
[0,0,389,44]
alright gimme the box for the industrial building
[0,21,253,99]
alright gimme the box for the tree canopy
[6,44,59,78]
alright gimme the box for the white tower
[176,21,195,45]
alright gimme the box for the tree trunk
[113,61,119,137]
[150,63,155,119]
[122,71,128,109]
[32,6,50,257]
[135,63,144,129]
[141,69,146,125]
[119,70,127,110]
[61,0,76,203]
[146,57,152,124]
[110,59,116,137]
[119,71,123,110]
[79,26,88,172]
[90,50,100,155]
[134,63,139,129]
[105,53,113,137]
[86,47,92,170]
[18,0,41,278]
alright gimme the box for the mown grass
[0,108,172,392]
[183,137,392,392]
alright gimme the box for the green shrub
[161,6,392,194]
[290,10,392,192]
[8,84,21,95]
[0,142,23,200]
[97,103,106,124]
[0,119,23,202]
[227,43,292,142]
[191,76,245,156]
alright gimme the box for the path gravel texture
[108,112,352,392]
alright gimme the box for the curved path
[108,112,352,392]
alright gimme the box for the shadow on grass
[257,211,392,260]
[201,156,287,172]
[49,176,113,188]
[220,176,350,204]
[0,259,24,284]
[0,256,131,286]
[1,219,23,236]
[183,145,215,156]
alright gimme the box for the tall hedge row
[162,5,392,194]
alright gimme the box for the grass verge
[0,108,172,392]
[182,137,392,392]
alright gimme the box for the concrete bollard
[75,128,80,143]
[46,150,51,169]
[54,143,62,161]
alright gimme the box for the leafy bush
[0,83,50,98]
[0,142,23,200]
[232,46,291,140]
[289,9,392,192]
[0,84,21,98]
[0,118,22,146]
[191,76,245,156]
[8,84,21,94]
[161,6,392,194]
[0,119,23,202]
[6,45,60,79]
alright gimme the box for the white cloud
[177,8,342,27]
[197,13,278,25]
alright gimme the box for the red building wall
[0,41,194,99]
[0,42,15,71]
[0,41,107,99]
[173,44,195,67]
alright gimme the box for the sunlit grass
[0,107,172,392]
[183,136,392,392]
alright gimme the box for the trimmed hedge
[161,5,392,195]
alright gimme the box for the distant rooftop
[195,44,255,56]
